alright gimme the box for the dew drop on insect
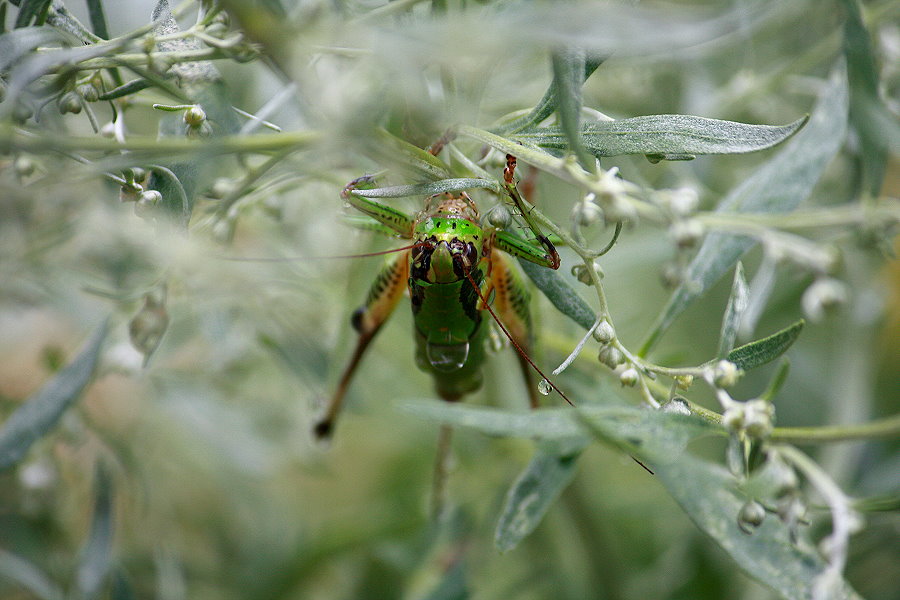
[426,342,469,372]
[538,378,552,396]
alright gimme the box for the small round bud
[575,198,603,227]
[100,122,116,137]
[666,187,699,217]
[598,346,624,369]
[129,290,169,360]
[802,278,848,322]
[14,155,36,178]
[675,374,693,390]
[593,320,615,344]
[57,91,82,114]
[713,360,741,388]
[619,367,639,387]
[183,105,207,127]
[670,219,704,249]
[77,83,99,102]
[722,404,745,432]
[487,205,511,229]
[660,262,682,288]
[743,399,775,438]
[571,262,603,285]
[134,190,161,218]
[208,178,236,200]
[737,500,767,534]
[603,197,638,223]
[212,218,235,244]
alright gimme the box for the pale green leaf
[0,320,109,470]
[640,63,848,354]
[717,262,749,358]
[514,114,805,159]
[518,259,596,331]
[495,443,585,552]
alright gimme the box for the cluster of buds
[723,398,775,439]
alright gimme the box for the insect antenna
[459,259,574,407]
[219,242,425,262]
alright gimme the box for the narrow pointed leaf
[577,408,861,600]
[14,0,52,28]
[0,549,65,600]
[840,0,892,195]
[500,56,605,134]
[86,0,111,39]
[717,262,749,358]
[640,63,848,354]
[518,259,596,331]
[725,320,804,372]
[550,48,594,172]
[77,462,115,600]
[495,443,585,552]
[514,114,806,159]
[0,320,109,470]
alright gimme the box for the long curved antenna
[460,259,573,406]
[219,242,425,262]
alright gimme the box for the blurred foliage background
[0,0,898,599]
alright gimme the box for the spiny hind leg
[314,251,409,439]
[488,252,540,409]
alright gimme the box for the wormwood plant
[0,1,898,599]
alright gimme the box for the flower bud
[802,278,848,322]
[593,320,615,344]
[77,83,99,102]
[184,105,207,127]
[675,374,693,390]
[57,91,82,114]
[712,360,741,388]
[598,346,624,369]
[743,399,775,438]
[619,367,639,387]
[575,198,603,227]
[737,500,766,534]
[14,155,36,178]
[134,190,161,218]
[488,205,511,229]
[571,262,603,286]
[669,219,704,249]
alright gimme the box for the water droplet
[538,379,552,396]
[426,342,469,372]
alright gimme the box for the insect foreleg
[501,155,561,269]
[313,252,410,439]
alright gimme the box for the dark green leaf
[725,320,804,372]
[514,114,806,159]
[717,262,749,358]
[550,48,594,172]
[840,0,891,196]
[0,549,64,600]
[14,0,52,28]
[0,320,108,470]
[110,569,137,600]
[86,0,110,39]
[518,259,596,331]
[77,462,115,600]
[640,63,848,355]
[499,56,605,135]
[495,443,584,552]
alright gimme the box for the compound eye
[464,242,478,267]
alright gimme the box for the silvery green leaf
[0,320,108,471]
[717,262,749,358]
[495,443,585,552]
[640,62,848,354]
[518,259,597,331]
[77,462,115,600]
[725,320,804,372]
[514,114,805,159]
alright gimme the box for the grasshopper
[314,155,566,442]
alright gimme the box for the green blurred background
[1,0,898,598]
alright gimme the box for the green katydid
[313,155,570,441]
